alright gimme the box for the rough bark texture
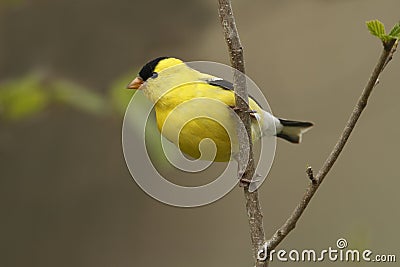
[217,1,267,266]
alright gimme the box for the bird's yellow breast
[154,82,262,162]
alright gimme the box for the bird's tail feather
[277,119,313,144]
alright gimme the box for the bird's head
[127,57,184,90]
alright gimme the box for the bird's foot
[239,178,252,187]
[231,106,257,117]
[238,173,263,192]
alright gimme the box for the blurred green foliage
[109,74,138,115]
[53,79,110,116]
[0,75,50,120]
[0,73,135,120]
[0,71,174,169]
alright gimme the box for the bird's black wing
[206,78,234,91]
[205,78,264,109]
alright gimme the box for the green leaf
[0,75,50,120]
[388,22,400,39]
[366,20,386,39]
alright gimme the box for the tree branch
[264,38,398,256]
[217,1,266,266]
[218,1,398,265]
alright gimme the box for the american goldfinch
[127,57,313,162]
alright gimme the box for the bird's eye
[151,72,158,79]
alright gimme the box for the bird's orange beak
[127,77,144,89]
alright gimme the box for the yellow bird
[127,57,313,162]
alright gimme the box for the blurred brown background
[1,0,399,266]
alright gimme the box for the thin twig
[264,38,398,256]
[217,1,266,266]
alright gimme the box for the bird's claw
[239,173,263,191]
[239,178,252,187]
[232,106,257,116]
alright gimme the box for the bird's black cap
[139,56,169,81]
